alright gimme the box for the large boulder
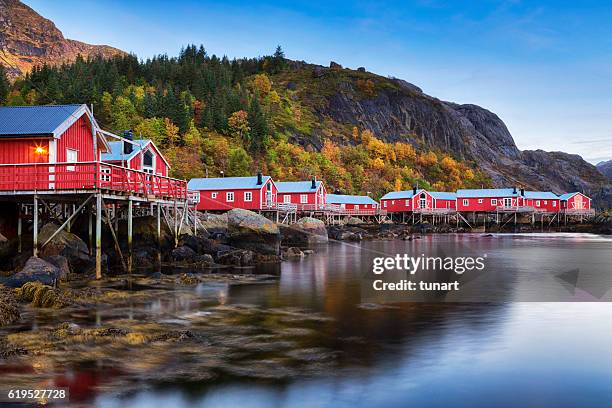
[1,256,60,288]
[227,209,280,255]
[280,217,328,245]
[171,245,197,262]
[120,216,173,248]
[216,249,255,266]
[197,212,228,235]
[38,223,91,271]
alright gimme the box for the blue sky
[23,0,612,164]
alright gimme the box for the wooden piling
[33,195,38,257]
[95,193,102,279]
[127,199,133,273]
[17,206,22,254]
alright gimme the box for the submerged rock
[216,249,255,266]
[1,256,60,288]
[227,209,280,255]
[283,247,305,259]
[171,245,197,262]
[280,217,328,245]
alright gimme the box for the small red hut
[102,136,170,176]
[275,179,326,210]
[187,173,277,211]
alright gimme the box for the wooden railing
[495,205,535,213]
[563,208,595,215]
[0,161,188,199]
[413,207,456,214]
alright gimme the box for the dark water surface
[5,234,612,407]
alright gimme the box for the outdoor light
[35,146,46,155]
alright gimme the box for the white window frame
[405,199,410,206]
[100,166,111,182]
[66,148,77,171]
[244,191,252,202]
[478,199,483,204]
[300,194,308,204]
[226,192,234,202]
[536,200,540,207]
[211,192,218,199]
[384,201,387,207]
[503,198,512,207]
[355,204,359,210]
[283,195,291,203]
[142,149,155,174]
[491,199,497,205]
[463,199,469,206]
[420,198,426,208]
[553,201,557,207]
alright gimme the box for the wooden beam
[127,199,133,273]
[33,195,38,257]
[95,193,102,279]
[40,194,94,250]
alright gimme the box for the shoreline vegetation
[0,208,610,398]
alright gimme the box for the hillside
[597,160,612,181]
[0,1,609,209]
[0,0,124,78]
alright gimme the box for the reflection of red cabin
[380,189,434,213]
[0,104,110,190]
[275,179,326,209]
[187,173,277,211]
[559,192,591,212]
[101,138,170,176]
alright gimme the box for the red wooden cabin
[559,192,592,214]
[522,191,560,213]
[430,192,457,211]
[380,188,434,213]
[188,173,277,211]
[102,136,170,177]
[325,194,379,214]
[456,188,525,212]
[0,104,186,199]
[275,178,326,210]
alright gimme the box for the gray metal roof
[187,176,271,190]
[102,139,151,162]
[0,104,85,137]
[275,180,322,193]
[429,192,457,200]
[326,194,378,205]
[523,191,559,200]
[456,188,519,198]
[380,189,425,200]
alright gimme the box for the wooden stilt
[127,199,133,273]
[101,199,127,272]
[95,193,102,280]
[33,195,38,257]
[17,205,22,254]
[88,209,93,256]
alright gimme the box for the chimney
[123,130,133,155]
[257,171,263,185]
[413,186,417,195]
[513,186,517,195]
[311,176,316,189]
[520,188,525,196]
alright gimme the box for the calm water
[6,234,612,407]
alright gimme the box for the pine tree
[248,95,268,151]
[0,65,9,104]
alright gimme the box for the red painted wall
[0,138,50,190]
[195,178,277,211]
[434,199,456,209]
[524,198,560,212]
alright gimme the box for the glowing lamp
[35,146,46,155]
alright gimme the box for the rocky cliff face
[0,0,124,78]
[597,160,612,182]
[278,62,611,208]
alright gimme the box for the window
[384,201,387,207]
[226,192,234,202]
[463,199,469,206]
[300,194,308,204]
[553,201,557,207]
[283,195,291,203]
[478,199,483,204]
[392,200,395,205]
[66,149,77,171]
[405,199,410,206]
[100,166,111,182]
[544,200,548,205]
[536,200,540,207]
[355,205,359,210]
[211,192,218,199]
[244,191,252,202]
[491,199,497,205]
[143,150,155,174]
[420,198,426,208]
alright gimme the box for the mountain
[0,0,125,78]
[597,160,612,181]
[273,61,611,208]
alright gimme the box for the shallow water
[3,233,612,407]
